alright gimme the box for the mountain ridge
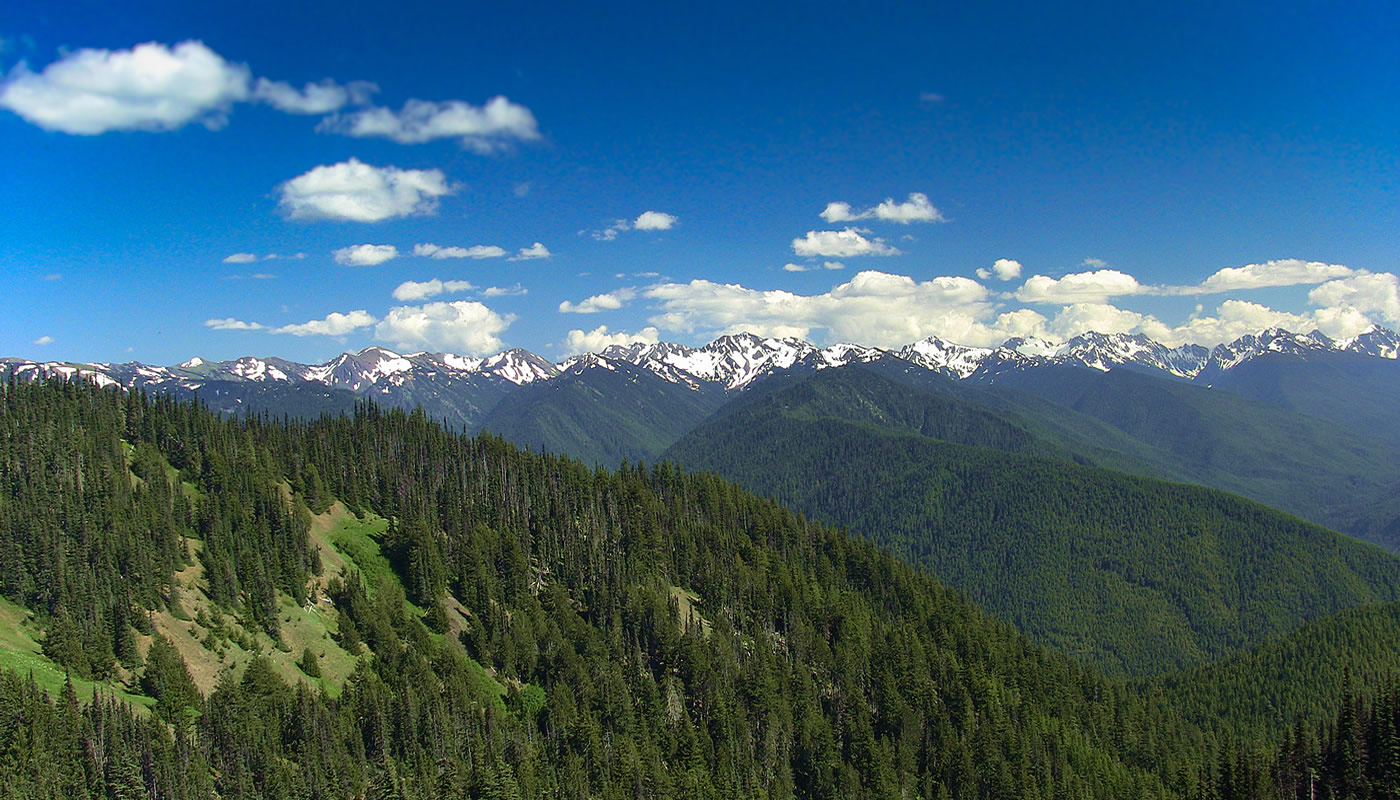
[5,324,1396,399]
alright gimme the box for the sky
[2,0,1398,365]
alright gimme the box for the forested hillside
[1201,351,1400,446]
[665,367,1400,677]
[0,379,1240,799]
[476,360,728,465]
[990,364,1400,548]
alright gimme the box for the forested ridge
[664,366,1400,677]
[0,379,1395,799]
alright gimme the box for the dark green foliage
[666,366,1400,676]
[0,379,1197,798]
[299,646,321,678]
[0,379,316,675]
[141,634,199,723]
[7,377,1400,800]
[1149,602,1400,742]
[477,361,728,466]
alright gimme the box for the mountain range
[5,325,1396,421]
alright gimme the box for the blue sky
[3,0,1398,364]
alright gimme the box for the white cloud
[1035,297,1363,348]
[976,258,1023,281]
[319,95,540,151]
[1139,300,1316,347]
[225,251,302,264]
[375,300,514,355]
[509,242,551,260]
[33,335,53,345]
[783,260,846,272]
[413,243,506,259]
[588,211,677,240]
[251,77,376,114]
[563,325,661,355]
[0,41,251,134]
[1047,303,1146,340]
[272,309,377,337]
[560,288,637,314]
[1309,272,1400,325]
[278,158,454,222]
[481,284,527,297]
[1081,257,1108,268]
[633,210,678,230]
[819,193,945,224]
[1015,269,1143,303]
[205,318,267,331]
[792,228,901,258]
[391,278,476,302]
[1191,259,1356,294]
[333,244,399,266]
[644,270,1006,347]
[43,273,61,281]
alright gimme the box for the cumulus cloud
[333,244,399,266]
[1081,258,1108,268]
[563,325,661,355]
[633,210,678,230]
[278,158,454,222]
[413,243,506,259]
[319,95,539,152]
[481,284,527,297]
[1046,303,1146,340]
[33,335,53,345]
[374,300,514,355]
[509,242,551,260]
[792,228,901,258]
[976,258,1023,281]
[1015,269,1143,303]
[391,278,475,302]
[272,310,377,337]
[1139,301,1317,347]
[644,270,1008,347]
[1190,259,1356,294]
[0,41,251,134]
[1309,272,1400,325]
[589,211,678,240]
[223,252,258,264]
[205,317,267,331]
[560,288,637,314]
[819,193,945,224]
[251,77,376,114]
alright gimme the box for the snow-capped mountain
[1054,332,1211,379]
[895,337,1003,379]
[1197,328,1336,374]
[597,333,884,390]
[2,325,1395,426]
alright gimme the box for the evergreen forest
[0,378,1397,799]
